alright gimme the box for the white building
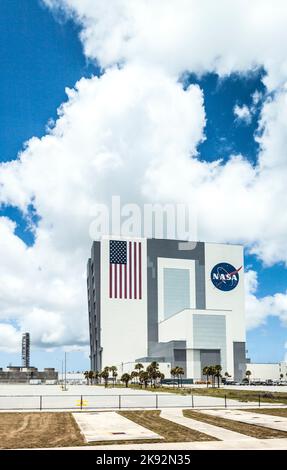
[87,237,246,381]
[246,362,287,382]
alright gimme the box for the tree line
[84,362,185,388]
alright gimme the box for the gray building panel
[195,261,205,310]
[163,268,190,319]
[140,340,187,376]
[147,239,205,355]
[233,341,246,381]
[193,314,227,373]
[200,350,221,377]
[88,241,102,371]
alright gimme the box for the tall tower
[21,332,30,368]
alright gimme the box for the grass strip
[118,410,217,443]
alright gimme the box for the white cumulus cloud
[1,1,287,353]
[245,270,287,330]
[234,104,252,124]
[44,0,287,90]
[0,65,205,351]
[0,324,21,353]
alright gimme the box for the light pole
[64,352,67,391]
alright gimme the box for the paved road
[0,384,277,410]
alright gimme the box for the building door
[200,349,221,379]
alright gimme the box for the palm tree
[170,367,177,387]
[150,361,159,369]
[203,366,210,387]
[177,367,184,387]
[88,370,94,385]
[214,365,222,388]
[135,363,144,374]
[138,370,144,388]
[147,362,159,388]
[121,373,131,387]
[208,366,216,387]
[100,367,110,387]
[159,372,165,386]
[130,371,139,384]
[84,370,89,385]
[93,370,99,384]
[171,366,184,387]
[139,371,149,388]
[245,370,252,384]
[110,366,118,386]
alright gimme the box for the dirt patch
[0,412,85,449]
[183,409,287,439]
[118,410,217,443]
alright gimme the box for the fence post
[119,395,121,410]
[258,394,261,408]
[156,394,158,409]
[224,394,227,408]
[39,395,42,411]
[80,395,83,410]
[192,393,194,408]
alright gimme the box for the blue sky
[0,0,287,370]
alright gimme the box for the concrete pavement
[28,438,287,450]
[72,411,162,442]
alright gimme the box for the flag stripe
[129,241,132,299]
[119,264,122,298]
[124,263,127,299]
[109,264,112,298]
[114,263,117,298]
[139,242,142,299]
[134,242,137,299]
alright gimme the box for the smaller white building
[247,362,287,381]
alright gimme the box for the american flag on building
[109,240,142,299]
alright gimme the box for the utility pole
[64,352,67,391]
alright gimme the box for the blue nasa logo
[211,263,242,291]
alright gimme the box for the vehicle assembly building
[88,237,246,381]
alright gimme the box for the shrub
[262,392,274,399]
